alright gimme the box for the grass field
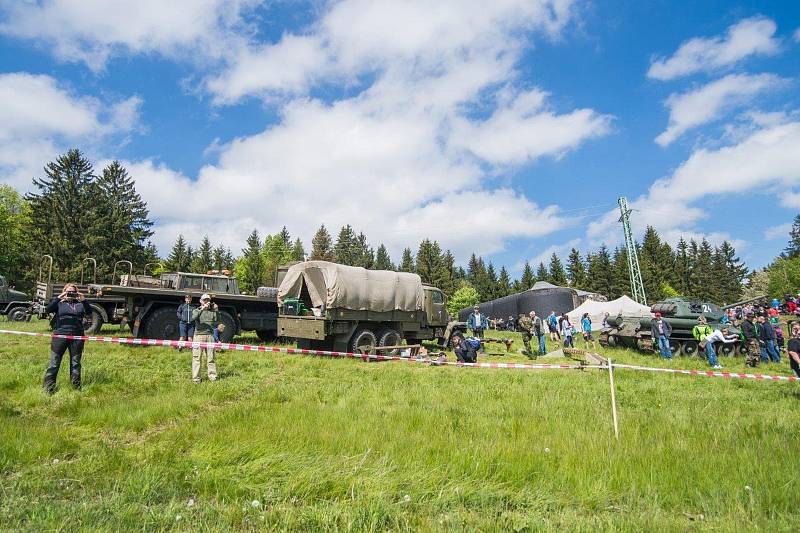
[1,319,799,531]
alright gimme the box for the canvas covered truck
[88,271,279,342]
[277,261,466,354]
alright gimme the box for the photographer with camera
[43,283,92,394]
[190,293,219,382]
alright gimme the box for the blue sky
[1,0,799,275]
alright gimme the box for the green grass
[1,319,799,531]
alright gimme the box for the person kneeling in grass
[451,332,478,363]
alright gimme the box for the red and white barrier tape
[0,329,594,371]
[612,362,799,383]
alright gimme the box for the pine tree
[399,248,415,272]
[279,226,291,247]
[716,241,747,304]
[92,160,154,275]
[639,226,674,301]
[784,214,800,258]
[291,238,305,261]
[536,262,548,283]
[609,247,630,298]
[674,237,691,296]
[586,245,614,297]
[566,248,587,288]
[690,239,715,301]
[237,229,265,293]
[310,224,334,261]
[185,245,195,271]
[497,266,512,298]
[486,262,499,300]
[333,225,359,265]
[548,253,567,286]
[165,235,191,272]
[374,244,394,270]
[415,239,445,287]
[191,236,213,274]
[519,261,535,289]
[440,250,457,295]
[26,149,96,278]
[212,245,227,271]
[354,232,374,268]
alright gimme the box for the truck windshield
[183,277,203,290]
[205,278,231,292]
[430,291,443,304]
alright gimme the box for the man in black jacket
[44,283,92,393]
[650,312,673,359]
[741,313,759,367]
[176,294,195,351]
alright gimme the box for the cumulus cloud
[589,120,800,247]
[764,223,792,240]
[656,73,784,146]
[647,16,780,81]
[0,0,254,71]
[0,72,140,189]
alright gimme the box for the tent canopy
[567,295,652,331]
[278,261,423,312]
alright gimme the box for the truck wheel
[377,328,401,356]
[669,339,680,356]
[607,334,618,347]
[217,311,237,343]
[719,343,735,357]
[143,306,180,340]
[350,328,377,355]
[681,340,699,357]
[83,309,104,334]
[736,343,749,357]
[8,307,28,322]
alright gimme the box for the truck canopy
[278,261,423,312]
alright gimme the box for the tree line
[0,148,758,306]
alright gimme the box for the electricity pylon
[618,197,647,305]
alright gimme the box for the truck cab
[422,285,448,327]
[0,275,30,320]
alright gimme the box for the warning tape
[612,363,799,383]
[0,329,594,371]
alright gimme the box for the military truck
[0,274,31,321]
[88,271,278,342]
[599,297,745,357]
[277,261,466,354]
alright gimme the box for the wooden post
[608,358,620,440]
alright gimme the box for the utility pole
[618,197,647,305]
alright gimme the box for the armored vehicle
[599,297,745,357]
[0,274,31,321]
[277,261,466,354]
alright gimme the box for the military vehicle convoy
[277,261,466,354]
[599,297,746,356]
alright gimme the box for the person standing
[191,293,219,383]
[787,322,800,378]
[692,316,718,368]
[560,314,574,348]
[581,313,596,351]
[518,312,534,357]
[531,311,546,355]
[467,306,488,352]
[758,315,780,363]
[740,313,760,367]
[43,283,92,394]
[176,294,195,352]
[547,311,560,346]
[650,312,673,359]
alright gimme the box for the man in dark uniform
[740,313,760,367]
[43,283,92,393]
[518,312,534,358]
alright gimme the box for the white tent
[567,295,652,331]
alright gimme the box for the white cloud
[0,72,139,189]
[589,120,800,248]
[524,239,581,269]
[795,28,800,43]
[656,73,784,146]
[647,16,780,81]
[764,223,792,240]
[0,0,254,71]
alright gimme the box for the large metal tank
[600,297,745,357]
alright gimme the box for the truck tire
[8,307,28,322]
[606,334,618,347]
[350,328,377,355]
[83,309,104,334]
[143,306,180,340]
[718,342,736,357]
[216,311,237,343]
[377,328,401,356]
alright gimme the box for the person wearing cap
[176,294,196,352]
[740,312,760,367]
[467,306,488,352]
[650,312,673,359]
[190,293,219,382]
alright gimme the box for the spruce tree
[291,238,305,261]
[440,250,457,295]
[191,236,213,274]
[497,266,512,298]
[237,229,265,293]
[548,253,567,286]
[262,232,293,285]
[415,239,445,287]
[486,262,499,300]
[536,262,548,283]
[212,245,227,271]
[399,247,415,272]
[333,225,358,265]
[566,248,587,288]
[690,239,715,301]
[310,224,334,261]
[609,247,631,298]
[674,238,691,296]
[374,244,394,270]
[716,241,746,304]
[354,232,374,268]
[165,235,190,272]
[587,245,614,298]
[784,214,800,258]
[519,261,535,289]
